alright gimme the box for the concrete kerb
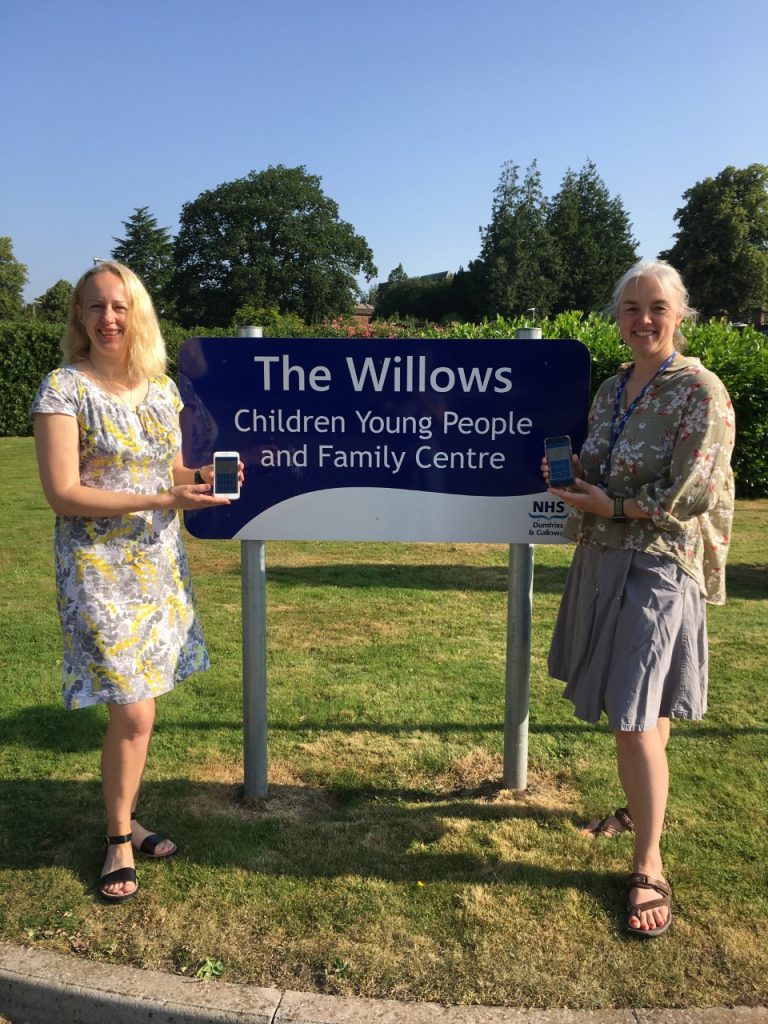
[1,943,767,1024]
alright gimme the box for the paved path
[1,943,766,1024]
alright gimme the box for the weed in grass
[195,956,226,980]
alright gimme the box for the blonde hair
[61,261,167,378]
[609,258,696,350]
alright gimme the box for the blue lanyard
[602,351,677,481]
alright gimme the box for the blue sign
[180,337,590,542]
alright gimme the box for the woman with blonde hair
[32,261,242,902]
[543,258,734,938]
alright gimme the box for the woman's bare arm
[34,413,229,516]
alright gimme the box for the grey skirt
[548,545,708,731]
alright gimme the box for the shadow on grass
[262,561,766,601]
[261,719,768,739]
[0,704,590,752]
[0,703,104,752]
[2,705,765,753]
[724,562,768,600]
[0,777,622,915]
[263,563,572,595]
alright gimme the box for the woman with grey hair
[543,258,735,937]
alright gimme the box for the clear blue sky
[2,0,766,302]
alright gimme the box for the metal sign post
[504,542,534,789]
[502,327,542,790]
[241,537,268,799]
[237,327,269,800]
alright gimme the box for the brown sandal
[584,807,634,838]
[626,873,672,938]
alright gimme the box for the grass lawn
[0,436,766,1009]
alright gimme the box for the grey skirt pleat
[548,545,708,731]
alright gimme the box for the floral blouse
[565,355,735,604]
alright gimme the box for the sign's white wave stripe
[233,488,569,543]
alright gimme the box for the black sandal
[99,833,138,904]
[131,811,178,859]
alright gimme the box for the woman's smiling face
[76,272,130,363]
[617,275,684,363]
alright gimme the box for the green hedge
[0,319,64,436]
[684,322,768,499]
[0,319,229,438]
[4,314,766,497]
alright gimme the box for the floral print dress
[32,367,210,708]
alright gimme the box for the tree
[660,164,768,317]
[360,282,379,306]
[547,160,637,313]
[387,263,408,284]
[477,161,558,318]
[0,237,28,319]
[375,276,453,321]
[34,279,72,321]
[371,264,407,314]
[172,165,377,327]
[446,262,487,323]
[111,207,175,314]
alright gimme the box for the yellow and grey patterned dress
[32,367,210,708]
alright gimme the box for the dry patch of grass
[185,753,340,822]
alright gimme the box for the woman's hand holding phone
[540,446,613,518]
[540,442,615,513]
[547,476,614,519]
[168,484,231,509]
[541,442,613,517]
[541,451,582,488]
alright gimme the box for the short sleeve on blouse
[158,374,183,416]
[30,369,80,419]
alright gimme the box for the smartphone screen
[544,436,574,487]
[213,453,240,498]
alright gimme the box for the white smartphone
[212,451,240,499]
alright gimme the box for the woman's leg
[100,698,156,896]
[129,732,176,858]
[615,719,670,931]
[582,717,671,837]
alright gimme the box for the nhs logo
[527,498,569,540]
[529,500,568,520]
